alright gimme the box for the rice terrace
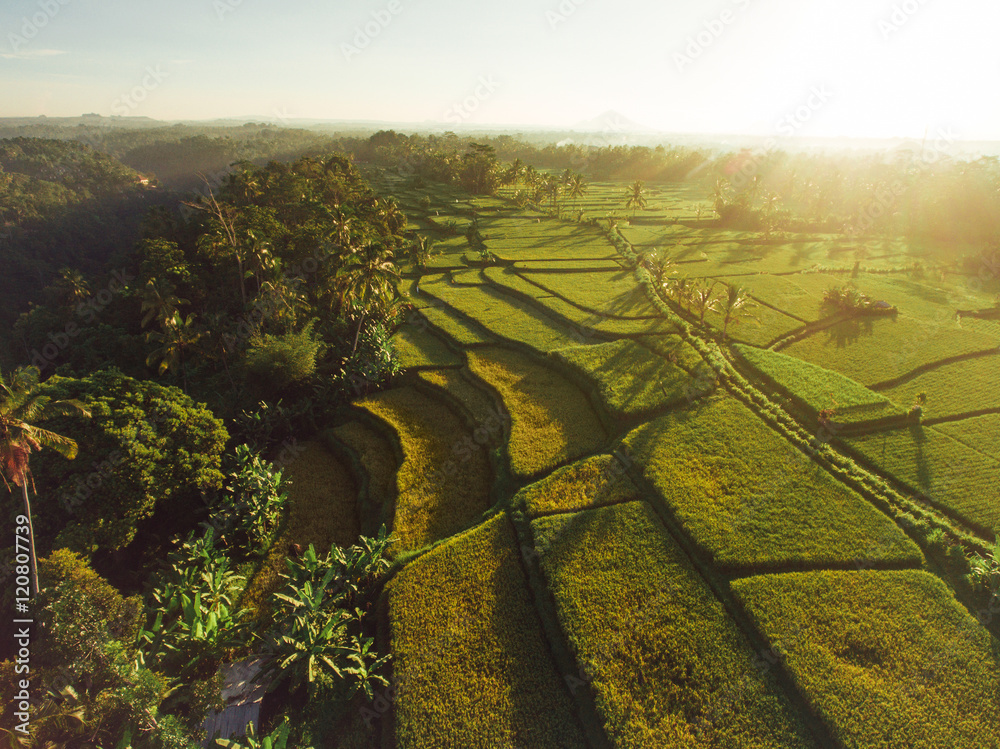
[1,1,1000,748]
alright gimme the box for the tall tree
[568,173,588,212]
[720,285,757,340]
[336,245,401,354]
[0,366,89,594]
[690,282,719,327]
[146,312,204,392]
[625,180,647,217]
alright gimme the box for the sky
[1,0,998,140]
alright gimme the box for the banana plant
[214,717,311,749]
[138,528,248,677]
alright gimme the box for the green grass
[476,214,619,262]
[416,367,501,426]
[516,453,639,517]
[329,420,398,529]
[732,343,904,424]
[356,386,493,551]
[883,353,1000,417]
[622,396,922,571]
[936,413,1000,456]
[553,339,711,420]
[466,347,608,480]
[843,424,1000,534]
[515,267,664,318]
[482,266,675,338]
[780,310,1000,386]
[531,502,817,748]
[387,513,587,748]
[696,286,803,346]
[392,324,463,369]
[732,570,1000,749]
[420,276,590,353]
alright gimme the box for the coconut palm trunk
[20,482,39,595]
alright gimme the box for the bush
[242,321,324,395]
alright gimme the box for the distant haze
[1,0,998,140]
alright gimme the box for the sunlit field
[3,0,1000,746]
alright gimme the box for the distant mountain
[572,110,656,133]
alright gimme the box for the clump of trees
[821,285,897,317]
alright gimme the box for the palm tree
[649,249,676,287]
[0,366,90,594]
[690,282,719,327]
[568,174,588,213]
[336,245,400,354]
[146,312,204,392]
[720,285,757,340]
[140,278,189,330]
[408,235,436,270]
[625,180,647,217]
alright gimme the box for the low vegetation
[532,502,816,748]
[466,347,607,480]
[553,339,712,420]
[516,453,638,517]
[732,343,904,425]
[355,386,492,550]
[732,570,1000,748]
[386,513,587,748]
[622,396,923,571]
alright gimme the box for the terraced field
[466,347,607,480]
[733,570,1000,747]
[532,502,817,747]
[354,386,492,550]
[553,339,711,421]
[386,513,587,748]
[843,425,1000,535]
[623,395,922,571]
[355,171,1000,748]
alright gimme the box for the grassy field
[843,425,1000,534]
[466,347,608,480]
[386,512,588,748]
[356,386,493,551]
[622,396,922,571]
[882,353,1000,417]
[329,420,398,532]
[936,413,1000,456]
[516,453,639,517]
[514,267,664,318]
[732,570,1000,748]
[482,266,675,338]
[780,312,1000,387]
[241,441,359,618]
[419,275,590,353]
[532,501,817,748]
[392,323,463,369]
[416,367,502,426]
[553,339,711,420]
[733,343,904,424]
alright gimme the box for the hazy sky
[1,0,997,139]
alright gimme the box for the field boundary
[868,348,1000,391]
